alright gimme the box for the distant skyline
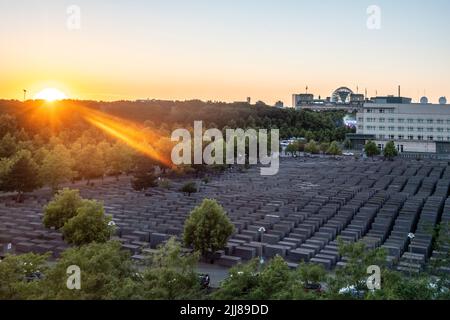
[1,0,449,105]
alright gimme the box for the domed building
[331,87,354,104]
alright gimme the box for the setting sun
[34,88,67,102]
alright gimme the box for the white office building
[350,97,450,155]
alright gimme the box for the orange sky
[1,0,449,105]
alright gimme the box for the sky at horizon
[1,0,449,105]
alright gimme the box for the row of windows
[365,126,450,132]
[376,134,450,141]
[366,109,395,114]
[363,117,450,124]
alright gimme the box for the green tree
[298,263,327,289]
[251,256,292,299]
[212,259,260,300]
[366,270,436,300]
[327,240,387,299]
[43,188,83,230]
[0,132,17,158]
[138,238,203,300]
[131,155,157,191]
[285,143,298,156]
[213,256,294,300]
[184,199,234,258]
[74,144,104,183]
[304,140,319,154]
[383,141,398,161]
[37,242,137,300]
[106,142,134,179]
[326,141,342,156]
[320,142,330,154]
[0,114,18,139]
[62,200,114,246]
[0,150,41,201]
[180,181,197,196]
[0,252,50,300]
[39,145,74,193]
[364,141,380,157]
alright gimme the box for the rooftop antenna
[306,85,308,94]
[356,86,359,94]
[23,89,27,101]
[365,88,368,99]
[398,85,401,97]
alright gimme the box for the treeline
[0,99,354,141]
[1,235,449,300]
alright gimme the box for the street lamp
[258,227,266,268]
[407,233,415,276]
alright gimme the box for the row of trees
[365,141,399,160]
[2,235,449,300]
[285,140,343,156]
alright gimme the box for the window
[366,109,373,113]
[378,134,385,139]
[398,118,405,123]
[418,127,424,132]
[437,136,444,141]
[437,119,444,124]
[427,119,434,124]
[358,125,363,130]
[389,135,395,140]
[398,127,405,132]
[358,117,364,122]
[408,135,414,140]
[407,127,414,132]
[379,118,385,123]
[398,135,404,140]
[388,118,395,123]
[447,119,450,124]
[418,135,424,141]
[437,128,444,132]
[379,126,385,131]
[379,109,385,114]
[417,119,424,124]
[428,136,434,141]
[388,109,395,114]
[407,119,414,124]
[388,126,395,131]
[427,128,434,132]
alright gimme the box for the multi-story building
[348,96,450,156]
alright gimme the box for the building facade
[349,98,450,155]
[292,87,366,111]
